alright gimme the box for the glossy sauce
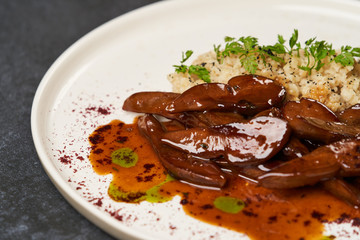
[89,119,360,240]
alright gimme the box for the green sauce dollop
[213,196,245,214]
[108,175,175,203]
[145,175,175,203]
[111,148,138,168]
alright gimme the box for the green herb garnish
[175,30,360,78]
[216,29,359,75]
[334,45,360,66]
[298,38,335,74]
[173,50,211,83]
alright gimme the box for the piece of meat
[122,91,245,128]
[137,114,227,188]
[227,75,286,110]
[282,98,343,144]
[188,111,245,126]
[281,137,310,160]
[258,138,360,189]
[338,104,360,126]
[254,107,282,118]
[164,111,246,128]
[123,91,180,114]
[161,116,291,166]
[303,117,360,138]
[166,75,286,114]
[320,178,360,207]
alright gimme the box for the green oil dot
[213,196,245,214]
[145,185,171,203]
[108,182,145,203]
[319,236,335,240]
[108,175,175,203]
[111,148,138,168]
[145,174,175,203]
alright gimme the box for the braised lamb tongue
[281,137,310,160]
[258,138,360,189]
[320,178,360,207]
[338,103,360,126]
[282,98,344,144]
[161,116,291,166]
[186,111,245,127]
[254,107,282,118]
[164,111,246,128]
[302,117,360,138]
[137,114,227,188]
[122,91,246,128]
[230,137,310,182]
[123,91,180,114]
[165,75,286,114]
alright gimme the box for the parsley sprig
[215,29,360,75]
[173,30,360,81]
[335,45,360,66]
[173,50,211,83]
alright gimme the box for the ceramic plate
[31,0,360,239]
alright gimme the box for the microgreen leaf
[181,50,193,63]
[188,65,211,83]
[278,34,285,45]
[214,44,221,62]
[173,64,188,73]
[335,52,355,66]
[240,54,258,74]
[224,36,235,42]
[351,47,360,57]
[173,50,211,82]
[289,29,298,50]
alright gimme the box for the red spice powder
[94,198,103,207]
[85,106,111,115]
[59,155,72,164]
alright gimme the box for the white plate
[31,0,360,239]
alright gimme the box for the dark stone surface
[0,1,160,239]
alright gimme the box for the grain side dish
[168,31,360,112]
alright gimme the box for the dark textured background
[0,1,161,239]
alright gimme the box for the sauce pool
[88,119,360,240]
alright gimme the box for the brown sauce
[89,119,360,240]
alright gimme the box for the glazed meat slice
[227,75,286,110]
[166,75,286,114]
[188,111,245,126]
[137,114,227,188]
[254,107,282,118]
[258,151,339,189]
[161,116,291,166]
[320,178,360,207]
[302,117,360,138]
[338,104,360,126]
[258,138,360,189]
[281,137,310,160]
[336,139,360,177]
[282,98,343,144]
[122,91,245,128]
[163,111,246,128]
[123,91,180,114]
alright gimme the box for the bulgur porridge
[168,47,360,112]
